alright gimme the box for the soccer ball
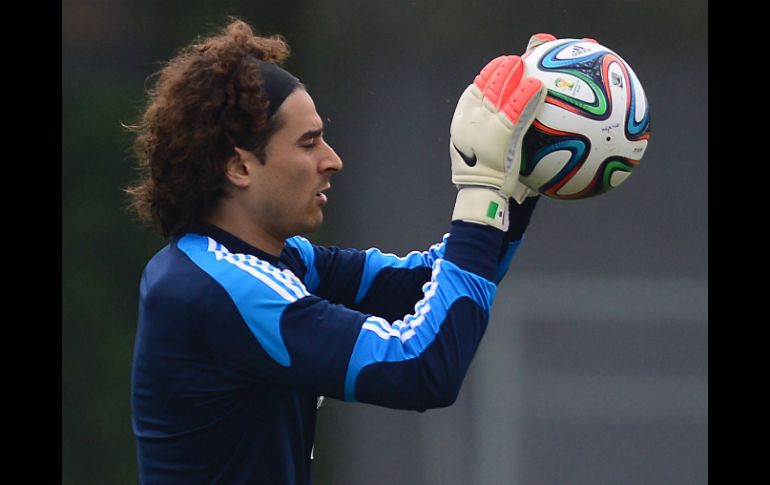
[520,38,651,199]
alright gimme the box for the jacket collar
[188,224,282,266]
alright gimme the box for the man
[127,18,551,484]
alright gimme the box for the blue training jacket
[131,216,529,484]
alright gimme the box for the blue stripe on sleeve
[495,238,522,283]
[354,237,448,304]
[284,236,320,292]
[178,234,309,367]
[344,258,496,401]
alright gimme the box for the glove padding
[524,32,557,53]
[450,55,546,230]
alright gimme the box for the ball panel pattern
[520,38,651,200]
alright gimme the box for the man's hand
[450,55,546,230]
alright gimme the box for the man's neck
[206,212,285,257]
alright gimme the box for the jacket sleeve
[179,222,506,411]
[284,234,445,321]
[284,196,540,319]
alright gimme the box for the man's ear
[224,148,254,188]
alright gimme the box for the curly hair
[125,18,290,239]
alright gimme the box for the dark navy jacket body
[131,216,529,484]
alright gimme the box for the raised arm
[283,195,539,320]
[191,53,545,409]
[176,223,501,410]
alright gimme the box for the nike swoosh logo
[452,142,477,167]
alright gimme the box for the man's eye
[302,138,319,149]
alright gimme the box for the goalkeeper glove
[450,55,546,231]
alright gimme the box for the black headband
[255,59,300,118]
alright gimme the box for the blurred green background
[63,1,707,484]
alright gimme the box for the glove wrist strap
[509,180,537,204]
[452,187,509,231]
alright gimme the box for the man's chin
[293,214,323,237]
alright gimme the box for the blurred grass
[62,74,161,484]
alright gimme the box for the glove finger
[473,55,509,96]
[498,58,528,113]
[500,79,547,201]
[499,76,545,126]
[474,55,525,112]
[526,33,556,51]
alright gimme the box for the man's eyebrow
[297,128,323,142]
